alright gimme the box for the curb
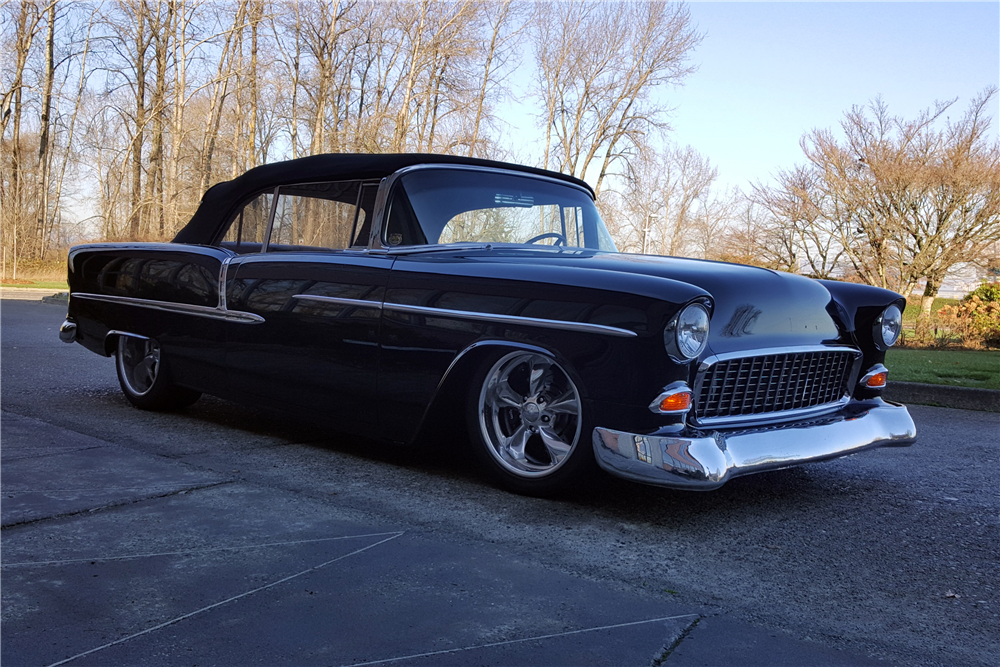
[885,381,1000,412]
[41,291,69,305]
[1,288,67,302]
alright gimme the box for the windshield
[383,168,618,252]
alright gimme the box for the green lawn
[0,281,69,290]
[886,348,1000,390]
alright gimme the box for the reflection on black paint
[721,304,762,338]
[94,256,218,306]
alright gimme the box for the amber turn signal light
[659,392,692,412]
[858,365,889,391]
[865,372,888,389]
[648,383,694,414]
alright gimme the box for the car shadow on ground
[151,391,848,523]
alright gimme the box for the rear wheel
[116,336,200,411]
[468,350,595,496]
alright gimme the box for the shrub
[964,280,1000,304]
[937,293,1000,349]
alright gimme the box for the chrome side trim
[72,293,264,324]
[593,398,917,490]
[383,302,638,338]
[292,294,384,309]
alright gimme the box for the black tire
[116,335,201,411]
[466,350,596,496]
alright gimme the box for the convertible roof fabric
[173,153,593,244]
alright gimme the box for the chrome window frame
[369,164,598,253]
[217,180,380,254]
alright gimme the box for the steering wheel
[525,232,566,246]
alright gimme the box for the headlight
[877,304,902,348]
[665,302,710,360]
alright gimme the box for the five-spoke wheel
[116,335,200,410]
[469,350,594,495]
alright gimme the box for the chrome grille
[694,350,857,422]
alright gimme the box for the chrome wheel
[477,351,582,478]
[118,336,160,397]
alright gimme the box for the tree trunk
[128,7,149,239]
[915,276,943,339]
[169,0,189,234]
[148,2,172,238]
[36,1,58,257]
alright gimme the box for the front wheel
[116,336,201,411]
[467,350,596,496]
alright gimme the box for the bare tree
[609,144,724,257]
[764,89,1000,329]
[465,1,524,157]
[751,166,845,278]
[1,1,43,277]
[532,1,700,195]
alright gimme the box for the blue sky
[668,1,1000,191]
[504,1,1000,193]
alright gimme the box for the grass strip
[0,281,69,290]
[887,348,1000,390]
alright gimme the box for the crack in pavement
[1,445,106,463]
[2,531,406,568]
[44,531,405,667]
[0,480,236,530]
[337,614,702,667]
[652,615,702,666]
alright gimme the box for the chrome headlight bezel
[665,302,711,361]
[875,303,903,349]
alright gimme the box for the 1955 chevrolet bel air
[60,153,916,495]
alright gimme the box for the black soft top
[173,153,593,244]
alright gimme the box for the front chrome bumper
[592,399,916,490]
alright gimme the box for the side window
[222,191,274,253]
[269,181,362,251]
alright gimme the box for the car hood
[578,251,842,354]
[435,247,844,354]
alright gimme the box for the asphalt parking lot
[2,297,997,666]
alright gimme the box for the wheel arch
[103,329,149,356]
[410,339,588,447]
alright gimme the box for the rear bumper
[59,319,77,343]
[592,398,916,490]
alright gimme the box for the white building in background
[938,263,993,299]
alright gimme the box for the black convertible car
[61,154,916,495]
